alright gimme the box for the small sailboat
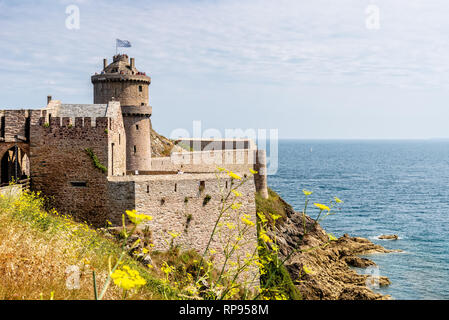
[310,147,313,153]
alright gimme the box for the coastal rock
[343,256,376,268]
[274,212,393,300]
[379,234,399,240]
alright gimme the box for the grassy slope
[255,188,302,300]
[0,184,302,300]
[0,190,175,300]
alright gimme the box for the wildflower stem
[92,270,98,300]
[195,176,246,283]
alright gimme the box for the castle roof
[58,104,108,118]
[43,100,122,122]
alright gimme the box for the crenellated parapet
[37,116,110,130]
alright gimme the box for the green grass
[255,187,302,300]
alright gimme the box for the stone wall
[29,116,113,226]
[176,138,256,151]
[150,148,268,198]
[108,173,259,284]
[93,81,150,107]
[150,149,255,172]
[0,109,40,142]
[105,102,127,177]
[123,115,152,172]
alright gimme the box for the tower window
[141,103,145,106]
[134,145,136,153]
[139,85,142,92]
[136,125,139,130]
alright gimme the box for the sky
[1,0,449,139]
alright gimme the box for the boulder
[378,234,399,240]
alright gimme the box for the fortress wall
[150,149,256,173]
[131,173,258,283]
[176,138,256,151]
[29,117,113,226]
[0,110,31,141]
[106,180,135,225]
[150,148,268,198]
[106,106,127,177]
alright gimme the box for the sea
[267,139,449,300]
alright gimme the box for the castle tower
[91,54,152,172]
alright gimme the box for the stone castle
[0,54,268,262]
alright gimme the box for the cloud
[2,0,449,91]
[1,0,449,138]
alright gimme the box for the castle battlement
[37,116,110,129]
[0,52,266,282]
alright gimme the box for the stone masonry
[0,53,268,284]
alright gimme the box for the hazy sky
[1,0,449,139]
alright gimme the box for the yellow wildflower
[126,210,153,225]
[227,171,241,180]
[241,214,255,226]
[303,265,313,274]
[226,222,236,230]
[250,169,258,175]
[161,262,175,275]
[110,265,146,290]
[168,231,180,238]
[231,189,242,197]
[314,203,330,211]
[328,233,338,241]
[334,197,343,203]
[257,212,268,223]
[259,229,272,243]
[231,203,242,210]
[303,189,313,196]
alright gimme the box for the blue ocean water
[268,140,449,300]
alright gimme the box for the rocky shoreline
[271,209,397,300]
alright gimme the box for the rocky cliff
[150,128,184,157]
[258,189,394,300]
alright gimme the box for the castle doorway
[0,146,30,184]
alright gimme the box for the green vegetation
[84,148,107,174]
[255,188,301,300]
[0,191,175,300]
[255,187,342,300]
[202,194,211,206]
[0,168,341,300]
[255,188,294,226]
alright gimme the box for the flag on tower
[116,39,131,48]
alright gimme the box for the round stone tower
[91,54,152,172]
